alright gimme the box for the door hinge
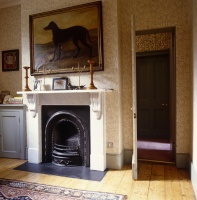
[134,113,137,118]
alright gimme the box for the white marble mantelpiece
[17,89,111,171]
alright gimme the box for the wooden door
[137,52,170,139]
[0,111,20,158]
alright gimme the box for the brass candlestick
[23,66,31,91]
[87,60,97,90]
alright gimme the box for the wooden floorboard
[0,158,195,200]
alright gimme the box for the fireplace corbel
[90,92,102,119]
[26,93,37,117]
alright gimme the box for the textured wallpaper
[1,0,191,157]
[0,5,21,97]
[120,0,191,154]
[136,32,172,52]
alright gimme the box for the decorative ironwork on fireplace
[42,105,90,167]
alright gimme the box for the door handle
[162,103,168,107]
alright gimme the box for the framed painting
[2,49,19,72]
[29,1,103,76]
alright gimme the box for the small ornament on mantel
[41,66,47,91]
[23,66,31,91]
[86,60,97,90]
[72,62,86,90]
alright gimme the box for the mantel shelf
[17,89,112,118]
[17,89,112,95]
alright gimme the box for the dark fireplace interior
[42,105,90,167]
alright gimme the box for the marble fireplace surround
[18,90,108,171]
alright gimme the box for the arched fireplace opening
[42,105,90,167]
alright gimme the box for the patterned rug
[0,178,127,200]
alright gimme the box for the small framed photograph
[33,80,42,91]
[52,78,68,90]
[2,49,19,72]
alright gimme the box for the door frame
[136,27,176,162]
[131,15,138,179]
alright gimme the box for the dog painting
[29,2,103,75]
[44,21,94,61]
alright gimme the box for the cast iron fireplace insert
[42,105,90,167]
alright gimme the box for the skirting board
[106,151,124,170]
[191,162,197,198]
[124,149,190,169]
[124,149,133,164]
[176,153,190,169]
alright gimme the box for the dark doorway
[137,51,170,139]
[136,50,175,163]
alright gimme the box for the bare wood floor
[0,158,195,200]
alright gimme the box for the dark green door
[137,53,170,139]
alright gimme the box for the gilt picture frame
[2,49,19,72]
[29,1,103,76]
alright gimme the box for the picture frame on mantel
[52,77,68,90]
[2,49,19,72]
[29,1,103,76]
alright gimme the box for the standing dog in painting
[44,21,93,61]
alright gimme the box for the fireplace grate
[52,143,81,166]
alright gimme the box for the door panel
[0,112,20,158]
[137,53,170,139]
